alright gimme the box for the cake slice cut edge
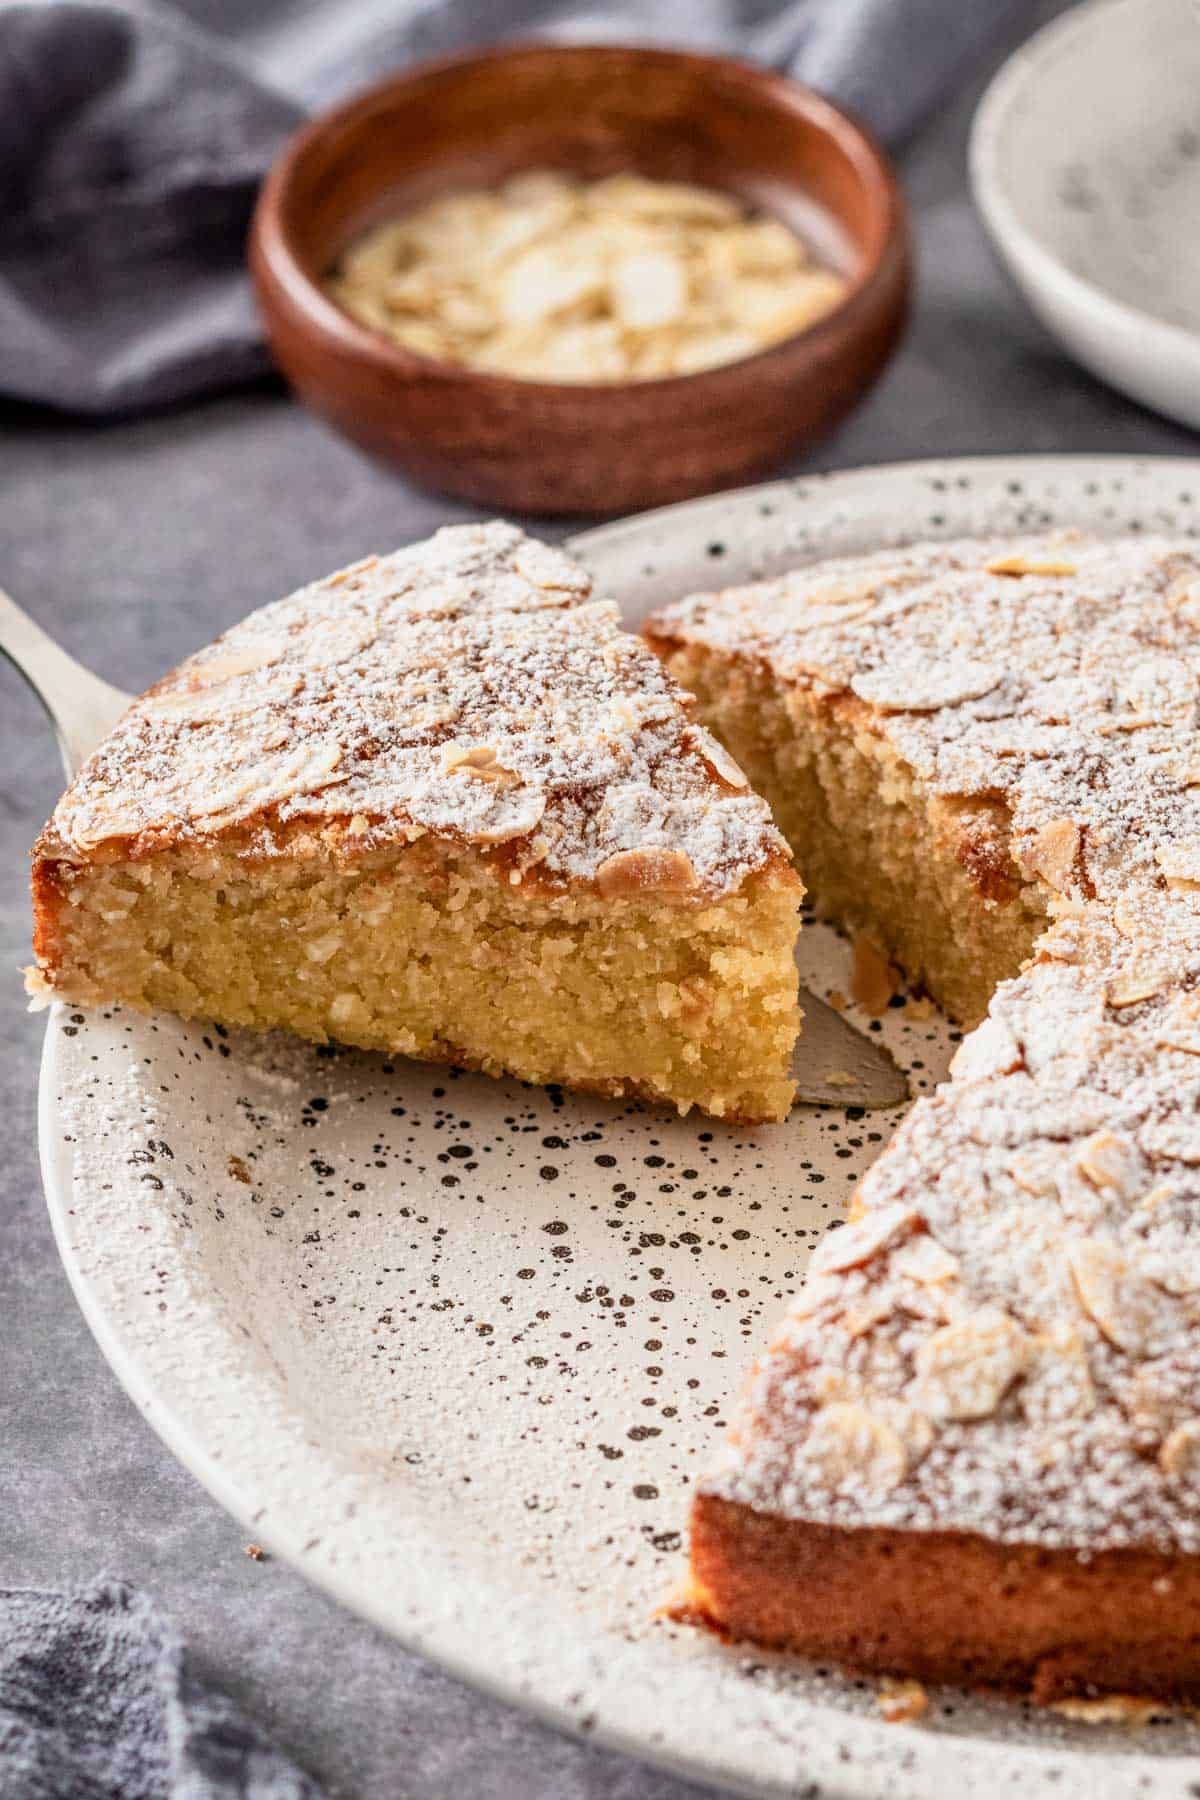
[28,522,803,1123]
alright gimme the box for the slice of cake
[647,534,1200,1699]
[29,523,802,1122]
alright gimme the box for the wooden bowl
[249,45,911,517]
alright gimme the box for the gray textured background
[1,5,1193,1796]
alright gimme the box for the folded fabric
[0,1577,323,1798]
[0,0,1032,417]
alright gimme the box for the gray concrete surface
[1,7,1193,1795]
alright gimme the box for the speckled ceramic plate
[41,457,1200,1799]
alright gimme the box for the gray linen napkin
[0,1577,323,1799]
[0,0,1033,416]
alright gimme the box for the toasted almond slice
[689,725,749,789]
[1073,1129,1141,1200]
[894,1236,959,1286]
[1156,842,1200,884]
[195,742,348,826]
[1159,1420,1200,1478]
[1028,818,1081,892]
[1067,1237,1167,1357]
[985,554,1079,577]
[809,1202,920,1276]
[803,1403,908,1493]
[912,1308,1031,1422]
[1106,965,1170,1008]
[594,846,699,898]
[852,660,1001,713]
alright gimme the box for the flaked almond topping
[985,554,1078,577]
[1067,1237,1166,1358]
[1156,842,1200,886]
[178,641,285,687]
[1073,1129,1141,1200]
[689,725,749,789]
[463,789,548,845]
[441,742,522,787]
[442,742,496,772]
[949,1014,1023,1084]
[912,1308,1031,1422]
[195,742,347,823]
[512,539,592,594]
[1133,1181,1177,1217]
[1105,965,1169,1009]
[802,1402,908,1493]
[851,660,1001,713]
[1158,1420,1200,1479]
[1009,1150,1059,1198]
[808,1202,919,1276]
[800,575,879,610]
[594,845,700,898]
[1027,818,1081,892]
[58,796,147,852]
[893,1236,959,1287]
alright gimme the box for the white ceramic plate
[41,457,1200,1800]
[971,0,1200,430]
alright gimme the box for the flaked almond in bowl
[324,171,849,384]
[250,45,910,514]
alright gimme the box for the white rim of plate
[41,454,1200,1800]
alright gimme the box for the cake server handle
[0,587,131,782]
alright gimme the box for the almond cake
[28,523,802,1123]
[646,535,1200,1700]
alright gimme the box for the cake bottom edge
[678,1491,1200,1704]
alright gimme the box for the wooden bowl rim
[250,40,910,401]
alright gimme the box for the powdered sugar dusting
[41,523,785,901]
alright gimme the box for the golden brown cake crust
[648,534,1200,1697]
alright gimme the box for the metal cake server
[1,586,908,1111]
[789,968,908,1109]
